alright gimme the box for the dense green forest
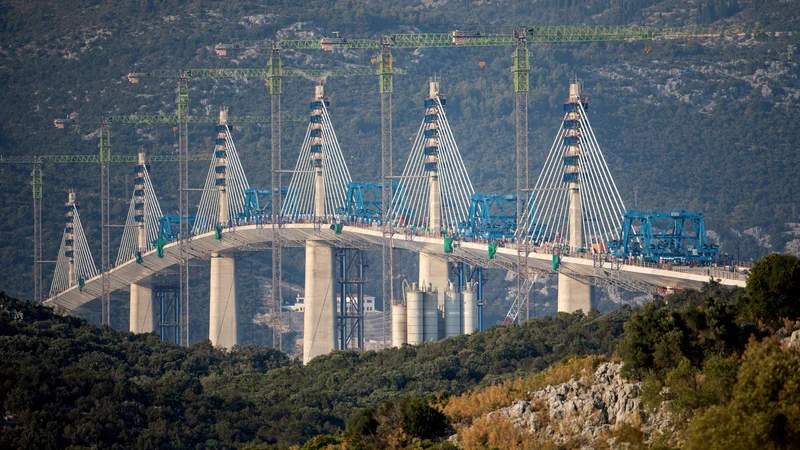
[0,290,629,448]
[1,0,800,336]
[306,253,800,448]
[3,253,800,448]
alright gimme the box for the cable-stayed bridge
[38,81,745,363]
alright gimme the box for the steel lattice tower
[270,43,284,351]
[513,29,530,324]
[177,77,190,346]
[99,121,111,325]
[380,37,394,346]
[31,162,43,303]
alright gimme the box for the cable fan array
[283,95,352,218]
[392,88,474,231]
[50,196,98,297]
[526,94,625,250]
[116,160,163,265]
[193,123,250,234]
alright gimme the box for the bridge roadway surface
[45,222,747,311]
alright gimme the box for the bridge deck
[46,223,746,311]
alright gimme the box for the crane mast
[269,42,283,350]
[99,120,111,325]
[513,29,530,323]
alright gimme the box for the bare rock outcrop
[487,362,672,447]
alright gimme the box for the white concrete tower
[419,80,451,308]
[130,150,155,333]
[312,85,326,220]
[558,81,593,313]
[303,87,336,363]
[65,190,77,288]
[209,107,239,349]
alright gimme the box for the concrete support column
[209,252,238,349]
[303,241,336,363]
[558,274,593,313]
[130,283,156,333]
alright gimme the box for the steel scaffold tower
[177,77,191,346]
[379,38,394,345]
[32,163,43,303]
[99,120,111,325]
[513,29,531,324]
[269,43,283,350]
[336,248,366,351]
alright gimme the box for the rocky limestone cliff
[485,362,673,448]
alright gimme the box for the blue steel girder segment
[607,210,719,263]
[157,215,196,244]
[338,181,398,223]
[238,188,288,223]
[459,193,519,239]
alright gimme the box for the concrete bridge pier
[557,275,593,313]
[209,252,238,348]
[303,240,336,363]
[130,282,156,333]
[557,81,594,314]
[208,108,239,349]
[130,150,156,333]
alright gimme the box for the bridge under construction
[2,26,754,363]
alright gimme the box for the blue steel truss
[237,188,287,224]
[459,194,518,239]
[608,210,719,263]
[157,215,196,243]
[338,182,398,223]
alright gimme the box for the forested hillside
[0,291,629,448]
[1,0,799,335]
[3,253,800,448]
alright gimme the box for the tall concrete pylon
[129,150,155,333]
[50,190,98,299]
[209,107,239,349]
[558,82,594,313]
[528,80,626,313]
[302,86,338,363]
[393,80,474,311]
[67,190,77,288]
[419,81,450,308]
